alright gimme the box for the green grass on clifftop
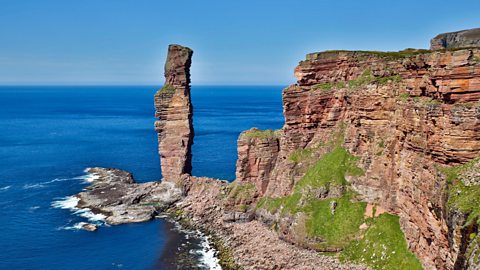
[243,129,281,140]
[341,214,423,270]
[314,48,431,60]
[312,69,402,92]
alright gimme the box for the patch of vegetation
[159,84,176,94]
[312,81,346,92]
[449,181,480,226]
[340,214,423,270]
[304,193,366,248]
[378,140,385,148]
[258,143,366,248]
[438,157,480,183]
[376,75,402,85]
[312,71,402,92]
[423,97,442,106]
[321,48,431,60]
[466,233,480,265]
[225,182,257,204]
[258,192,366,248]
[398,93,411,102]
[243,128,281,140]
[294,146,364,192]
[211,236,244,270]
[439,158,480,226]
[256,123,422,268]
[289,147,316,163]
[375,140,385,156]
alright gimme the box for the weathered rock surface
[81,223,97,232]
[154,44,194,182]
[232,47,480,269]
[431,28,480,50]
[235,128,281,196]
[76,167,182,225]
[175,175,369,270]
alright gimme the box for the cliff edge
[431,28,480,50]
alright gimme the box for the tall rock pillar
[154,44,194,181]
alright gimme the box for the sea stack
[154,45,194,182]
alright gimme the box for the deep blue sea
[0,86,284,270]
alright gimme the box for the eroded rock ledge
[77,167,182,225]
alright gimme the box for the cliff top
[305,48,431,61]
[305,28,480,62]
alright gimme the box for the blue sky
[0,0,479,85]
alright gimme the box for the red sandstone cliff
[235,48,480,269]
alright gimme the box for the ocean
[0,86,284,270]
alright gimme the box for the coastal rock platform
[76,167,183,225]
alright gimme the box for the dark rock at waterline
[81,223,97,232]
[76,167,183,226]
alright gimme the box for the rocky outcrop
[235,128,281,196]
[431,28,480,50]
[76,167,182,225]
[154,44,194,182]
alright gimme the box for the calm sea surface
[0,86,284,269]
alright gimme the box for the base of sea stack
[73,167,368,270]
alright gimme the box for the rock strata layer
[234,46,480,269]
[154,44,194,182]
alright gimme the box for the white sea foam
[28,206,40,212]
[59,222,88,231]
[51,196,80,210]
[0,185,11,191]
[52,196,106,230]
[23,176,80,189]
[75,172,100,183]
[74,208,106,223]
[166,218,221,270]
[196,233,221,270]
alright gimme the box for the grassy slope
[341,214,423,270]
[257,140,422,269]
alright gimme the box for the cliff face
[235,48,480,269]
[431,28,480,50]
[154,45,194,181]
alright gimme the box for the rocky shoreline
[73,167,369,270]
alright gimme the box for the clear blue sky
[1,0,479,85]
